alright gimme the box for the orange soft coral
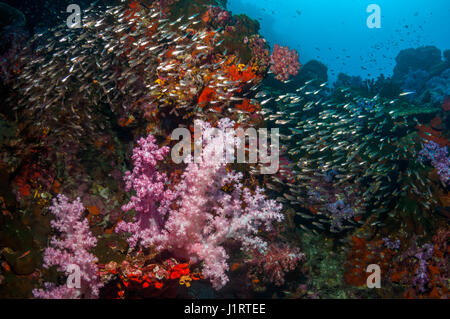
[198,86,216,107]
[416,124,450,147]
[225,64,258,83]
[344,236,395,287]
[236,98,260,113]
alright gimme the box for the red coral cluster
[99,256,203,299]
[198,86,217,108]
[416,123,450,147]
[236,99,260,113]
[344,236,395,287]
[12,162,55,201]
[224,63,258,83]
[197,58,260,114]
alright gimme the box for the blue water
[227,0,450,83]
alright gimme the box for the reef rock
[0,2,26,30]
[426,68,450,105]
[296,60,328,84]
[393,46,443,82]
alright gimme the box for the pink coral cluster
[116,119,284,289]
[33,195,103,299]
[269,44,301,81]
[206,5,232,25]
[115,135,176,249]
[248,35,271,71]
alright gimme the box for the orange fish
[118,115,135,127]
[17,250,31,259]
[230,263,240,271]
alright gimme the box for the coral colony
[269,44,301,81]
[0,0,449,300]
[117,119,285,289]
[32,195,103,299]
[419,141,450,185]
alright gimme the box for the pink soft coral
[115,134,176,249]
[116,119,283,289]
[33,195,102,299]
[270,44,301,81]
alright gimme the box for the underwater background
[228,0,450,82]
[0,0,449,299]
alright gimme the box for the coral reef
[0,0,448,301]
